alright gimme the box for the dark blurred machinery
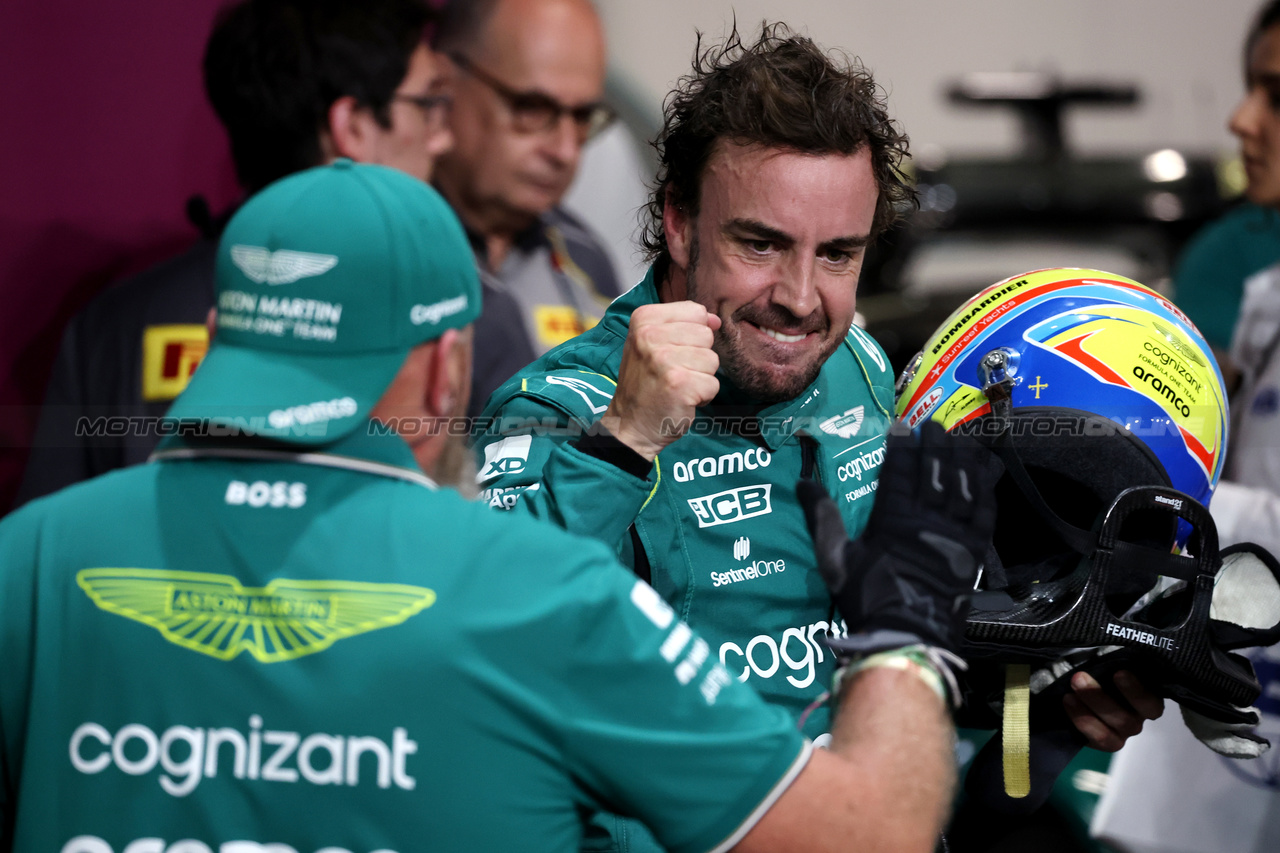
[860,71,1234,374]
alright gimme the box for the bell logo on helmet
[904,387,944,429]
[901,270,1270,767]
[1154,296,1197,332]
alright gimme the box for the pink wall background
[0,0,242,511]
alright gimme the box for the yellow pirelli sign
[142,324,208,401]
[533,305,598,349]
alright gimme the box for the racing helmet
[895,267,1228,565]
[895,270,1280,814]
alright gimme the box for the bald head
[436,0,603,65]
[471,0,604,68]
[433,0,607,263]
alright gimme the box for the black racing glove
[799,420,1002,657]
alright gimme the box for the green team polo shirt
[1172,202,1280,351]
[0,428,808,853]
[476,267,896,740]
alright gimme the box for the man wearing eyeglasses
[14,0,526,507]
[433,0,623,414]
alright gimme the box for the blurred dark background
[0,0,240,510]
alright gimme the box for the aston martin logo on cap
[231,245,339,285]
[77,568,435,663]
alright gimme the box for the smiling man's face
[666,142,878,402]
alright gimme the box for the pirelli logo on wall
[534,305,598,348]
[141,324,209,401]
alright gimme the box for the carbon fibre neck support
[961,484,1278,814]
[966,485,1262,716]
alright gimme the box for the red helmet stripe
[1051,331,1132,388]
[1178,424,1219,479]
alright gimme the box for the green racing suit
[475,267,896,740]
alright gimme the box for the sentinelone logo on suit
[711,536,786,588]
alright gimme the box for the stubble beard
[684,235,838,404]
[434,432,478,498]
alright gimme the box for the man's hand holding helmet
[800,421,1003,705]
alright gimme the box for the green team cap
[167,159,480,445]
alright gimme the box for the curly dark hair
[641,22,914,281]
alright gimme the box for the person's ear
[424,328,471,418]
[664,186,694,271]
[327,95,379,162]
[205,306,217,341]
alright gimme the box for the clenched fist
[600,301,721,461]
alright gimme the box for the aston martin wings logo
[230,245,339,285]
[76,568,435,663]
[1151,320,1206,367]
[819,405,865,439]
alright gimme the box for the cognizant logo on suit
[719,619,846,689]
[69,716,417,797]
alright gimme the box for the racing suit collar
[698,375,825,451]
